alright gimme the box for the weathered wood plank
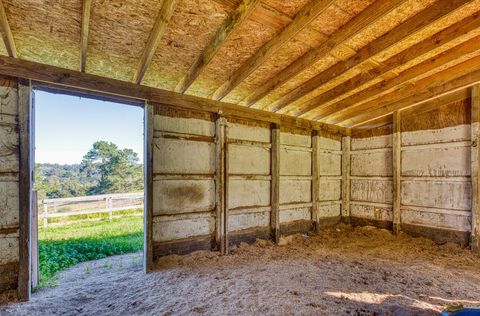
[392,111,401,234]
[144,103,154,272]
[341,136,350,221]
[0,0,16,58]
[311,132,319,232]
[215,116,227,253]
[471,84,480,253]
[80,0,92,72]
[271,125,280,243]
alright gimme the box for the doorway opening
[31,88,145,289]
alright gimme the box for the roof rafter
[294,12,480,117]
[133,0,179,84]
[317,38,480,123]
[339,55,480,127]
[245,0,406,107]
[268,0,474,112]
[175,0,260,94]
[80,0,92,72]
[211,0,337,101]
[0,0,16,58]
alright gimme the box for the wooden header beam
[175,0,259,93]
[80,0,92,72]
[0,0,16,58]
[0,55,347,136]
[268,0,472,112]
[133,0,179,84]
[211,0,337,101]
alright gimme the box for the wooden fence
[39,192,144,227]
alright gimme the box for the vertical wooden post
[18,79,32,301]
[31,191,38,288]
[393,111,402,234]
[471,85,480,253]
[224,122,229,255]
[43,203,48,228]
[271,124,280,243]
[311,131,320,232]
[144,102,154,272]
[215,115,227,254]
[107,196,113,220]
[341,136,350,222]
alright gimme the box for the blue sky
[35,90,144,164]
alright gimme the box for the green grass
[37,216,143,289]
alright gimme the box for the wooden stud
[341,136,350,222]
[296,13,480,118]
[0,0,16,57]
[133,0,179,84]
[271,125,280,243]
[212,0,337,101]
[144,102,154,272]
[18,79,32,301]
[311,131,319,232]
[80,0,92,72]
[215,116,227,254]
[245,0,404,107]
[30,191,38,288]
[175,0,259,93]
[268,0,472,112]
[224,121,229,254]
[392,111,401,234]
[471,85,480,253]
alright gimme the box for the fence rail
[40,192,144,227]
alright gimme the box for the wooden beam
[471,85,480,253]
[175,0,259,93]
[144,102,154,272]
[268,0,472,112]
[17,79,32,301]
[340,55,480,127]
[271,125,280,243]
[294,12,480,117]
[215,116,228,254]
[0,0,16,57]
[212,0,337,101]
[392,111,401,234]
[311,131,319,232]
[133,0,179,84]
[245,0,405,107]
[316,34,480,122]
[341,136,350,222]
[80,0,92,72]
[0,55,347,136]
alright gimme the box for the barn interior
[0,0,480,314]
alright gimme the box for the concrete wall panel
[319,153,341,176]
[351,179,393,204]
[351,151,392,177]
[279,207,311,223]
[401,208,471,231]
[350,204,393,222]
[152,215,214,241]
[0,125,19,173]
[351,134,392,150]
[154,116,214,136]
[280,149,311,176]
[228,211,270,231]
[401,180,471,210]
[228,123,270,143]
[280,132,311,147]
[402,146,470,177]
[0,182,19,228]
[318,137,341,151]
[402,125,470,146]
[0,234,19,265]
[229,179,270,209]
[229,144,270,175]
[319,179,341,201]
[280,179,311,204]
[317,203,341,218]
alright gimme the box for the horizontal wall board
[153,179,215,215]
[152,215,214,242]
[280,149,311,176]
[228,211,270,232]
[0,262,18,294]
[318,136,341,151]
[0,234,19,265]
[228,179,270,209]
[402,146,470,177]
[401,180,471,211]
[351,134,392,151]
[317,203,341,218]
[350,204,393,222]
[401,124,470,146]
[319,178,341,201]
[319,152,342,176]
[227,122,270,143]
[280,179,311,204]
[401,208,471,232]
[153,138,215,174]
[0,181,19,228]
[229,144,270,175]
[351,151,392,177]
[153,236,213,258]
[279,207,311,223]
[154,115,214,136]
[0,125,19,174]
[351,179,393,204]
[280,132,311,148]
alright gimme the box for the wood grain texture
[215,116,227,253]
[0,0,16,57]
[271,125,280,243]
[341,136,350,221]
[392,111,401,234]
[144,103,154,272]
[80,0,92,72]
[472,85,480,253]
[311,131,319,232]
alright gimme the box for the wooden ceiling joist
[318,37,480,123]
[339,55,480,127]
[0,0,16,58]
[133,0,179,85]
[401,89,470,118]
[268,0,473,112]
[80,0,92,72]
[245,0,406,107]
[296,12,480,118]
[175,0,260,94]
[211,0,338,101]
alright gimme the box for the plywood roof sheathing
[0,0,16,57]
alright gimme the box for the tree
[80,141,143,195]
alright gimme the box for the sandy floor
[1,224,480,315]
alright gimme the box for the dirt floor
[1,224,480,315]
